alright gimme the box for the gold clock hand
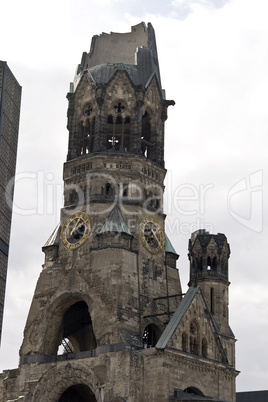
[70,218,82,236]
[151,227,163,249]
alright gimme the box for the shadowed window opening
[79,117,95,155]
[202,338,208,357]
[143,324,159,348]
[105,183,114,197]
[58,301,96,354]
[223,301,227,317]
[83,104,92,117]
[144,190,161,212]
[210,288,214,314]
[184,387,204,397]
[141,112,153,158]
[68,190,79,208]
[59,384,97,402]
[221,257,228,276]
[223,289,227,317]
[189,321,199,355]
[123,184,128,197]
[207,255,217,271]
[106,104,130,151]
[182,332,188,352]
[198,257,202,271]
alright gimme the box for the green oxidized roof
[165,233,177,255]
[43,222,61,248]
[99,205,131,235]
[156,286,200,350]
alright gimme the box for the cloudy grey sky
[1,0,268,393]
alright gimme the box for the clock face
[61,212,91,250]
[139,216,165,254]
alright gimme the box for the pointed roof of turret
[99,205,131,235]
[43,223,61,248]
[165,233,178,255]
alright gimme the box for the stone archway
[32,361,101,402]
[59,384,97,402]
[142,323,161,348]
[184,387,204,396]
[42,290,102,355]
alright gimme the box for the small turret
[188,230,231,335]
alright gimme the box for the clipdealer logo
[227,170,263,233]
[5,169,264,234]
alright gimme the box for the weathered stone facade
[0,23,238,401]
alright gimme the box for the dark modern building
[0,61,21,343]
[236,390,268,402]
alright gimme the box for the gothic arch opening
[210,287,214,314]
[58,384,97,402]
[106,101,130,151]
[202,338,208,358]
[221,257,228,276]
[142,324,160,348]
[104,182,113,197]
[189,320,199,355]
[68,189,79,208]
[198,256,202,271]
[141,111,152,158]
[184,387,204,397]
[144,186,162,212]
[207,255,217,271]
[58,301,97,354]
[182,332,188,352]
[79,116,95,156]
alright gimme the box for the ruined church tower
[0,23,238,402]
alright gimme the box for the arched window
[189,321,199,355]
[123,184,128,197]
[143,324,159,348]
[223,289,227,317]
[68,190,79,207]
[207,255,217,271]
[141,111,152,158]
[184,387,204,397]
[210,287,214,314]
[182,332,188,352]
[144,189,161,212]
[202,338,208,358]
[198,256,202,271]
[59,384,97,402]
[79,114,95,155]
[105,183,113,197]
[58,301,96,354]
[106,102,130,151]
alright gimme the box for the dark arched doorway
[59,384,97,402]
[184,387,204,396]
[142,324,160,348]
[58,301,97,354]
